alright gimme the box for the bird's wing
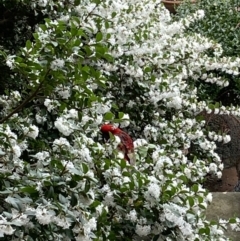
[116,131,134,151]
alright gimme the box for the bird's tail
[127,151,136,165]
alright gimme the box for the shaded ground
[206,167,238,192]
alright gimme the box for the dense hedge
[175,0,240,106]
[0,0,240,240]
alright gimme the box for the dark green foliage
[177,0,240,57]
[0,0,45,94]
[175,0,240,106]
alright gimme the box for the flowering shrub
[1,0,240,240]
[175,0,240,105]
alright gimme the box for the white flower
[44,99,60,112]
[99,184,110,193]
[35,113,47,124]
[120,113,130,127]
[32,151,49,161]
[75,234,92,241]
[217,171,222,179]
[36,181,42,192]
[61,160,75,172]
[53,216,72,229]
[83,217,97,235]
[144,182,161,205]
[127,209,138,222]
[58,87,71,99]
[38,0,48,7]
[68,109,78,119]
[53,137,71,151]
[1,225,15,235]
[167,96,182,110]
[230,218,240,231]
[6,55,16,69]
[79,145,92,163]
[103,192,115,206]
[134,139,148,148]
[55,117,74,136]
[219,163,224,170]
[95,204,106,216]
[11,209,29,226]
[184,167,191,179]
[94,102,111,114]
[209,163,217,173]
[35,207,55,225]
[223,135,231,143]
[206,193,212,203]
[12,145,21,158]
[23,125,39,139]
[50,58,65,70]
[135,224,151,237]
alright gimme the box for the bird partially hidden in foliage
[100,124,135,165]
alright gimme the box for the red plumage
[100,124,134,163]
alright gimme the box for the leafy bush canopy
[0,0,240,240]
[175,0,240,105]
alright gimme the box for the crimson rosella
[100,124,135,164]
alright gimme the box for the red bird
[100,124,135,164]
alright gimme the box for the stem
[0,69,50,124]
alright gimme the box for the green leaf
[118,112,124,119]
[144,66,152,72]
[70,168,83,175]
[5,197,22,210]
[120,187,129,193]
[104,112,114,120]
[71,27,78,36]
[47,186,54,198]
[138,146,148,158]
[59,194,68,204]
[188,197,194,207]
[26,40,32,50]
[96,32,103,42]
[21,186,37,194]
[74,38,81,46]
[82,65,90,73]
[74,0,80,5]
[229,218,237,224]
[84,180,90,192]
[82,163,89,174]
[120,159,126,169]
[191,184,199,192]
[111,12,117,18]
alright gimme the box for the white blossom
[120,113,130,127]
[223,135,231,143]
[23,125,39,139]
[0,1,238,240]
[144,182,161,206]
[127,209,138,222]
[6,55,16,69]
[12,145,21,158]
[83,217,97,235]
[53,137,71,151]
[35,207,55,225]
[135,224,151,237]
[0,225,15,235]
[55,117,74,136]
[32,151,50,161]
[50,58,65,70]
[35,113,47,124]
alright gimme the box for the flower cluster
[0,0,240,240]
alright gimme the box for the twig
[0,69,50,124]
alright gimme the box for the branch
[0,69,50,124]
